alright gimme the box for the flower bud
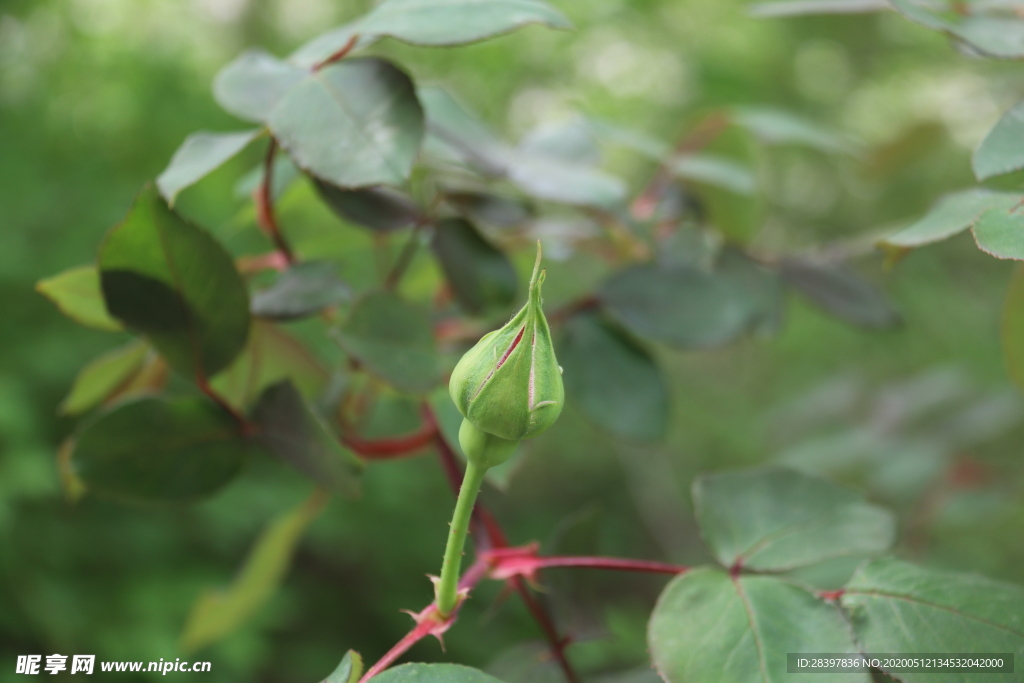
[449,243,564,446]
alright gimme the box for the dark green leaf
[322,651,363,683]
[672,154,756,196]
[180,492,328,653]
[883,189,1021,248]
[314,180,422,232]
[211,320,328,411]
[157,129,261,205]
[60,341,149,416]
[780,259,900,329]
[975,99,1024,181]
[842,557,1024,683]
[71,396,250,503]
[268,58,424,188]
[36,265,123,332]
[371,663,507,683]
[445,191,532,228]
[98,185,251,378]
[693,466,895,571]
[334,291,440,394]
[890,0,1024,59]
[731,107,854,154]
[432,217,517,315]
[558,311,668,442]
[251,261,352,320]
[355,0,571,46]
[972,205,1024,260]
[213,49,307,123]
[251,381,361,494]
[718,248,785,335]
[748,0,889,17]
[650,567,866,683]
[599,263,758,349]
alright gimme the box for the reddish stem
[532,556,688,575]
[313,34,360,71]
[509,578,579,683]
[196,374,254,436]
[343,406,438,459]
[255,138,296,264]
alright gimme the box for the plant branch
[385,219,429,291]
[313,34,360,72]
[343,405,438,459]
[435,459,488,616]
[632,110,731,220]
[195,374,254,436]
[254,138,296,264]
[508,578,579,683]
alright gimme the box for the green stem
[435,459,488,616]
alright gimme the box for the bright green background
[3,0,1024,680]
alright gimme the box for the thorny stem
[343,406,438,459]
[255,138,296,264]
[435,459,488,617]
[509,578,580,683]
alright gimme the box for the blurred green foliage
[4,0,1024,680]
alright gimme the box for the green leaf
[334,291,440,394]
[780,259,901,329]
[269,58,424,188]
[60,341,149,416]
[417,86,509,174]
[717,248,785,335]
[432,217,517,315]
[445,191,532,228]
[211,320,328,411]
[289,24,374,68]
[180,491,328,653]
[558,311,668,442]
[355,0,571,46]
[599,263,759,349]
[672,154,756,196]
[587,118,670,160]
[98,185,251,378]
[235,154,301,202]
[321,651,363,683]
[214,49,307,123]
[1002,264,1024,393]
[157,129,262,205]
[890,0,1024,59]
[71,396,250,503]
[972,205,1024,260]
[649,567,866,683]
[314,180,423,232]
[974,99,1024,181]
[731,107,854,154]
[371,663,507,683]
[36,265,123,332]
[883,189,1021,248]
[693,466,895,572]
[251,261,352,320]
[251,381,361,494]
[748,0,889,17]
[507,153,627,208]
[842,557,1024,683]
[519,118,601,165]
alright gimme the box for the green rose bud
[449,243,564,465]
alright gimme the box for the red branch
[254,138,295,265]
[343,406,438,459]
[313,34,360,72]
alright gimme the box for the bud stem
[435,458,488,617]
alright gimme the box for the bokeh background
[3,0,1024,680]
